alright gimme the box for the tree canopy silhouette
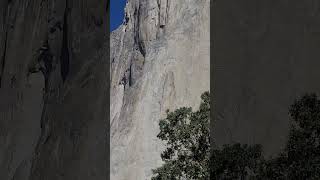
[152,92,320,179]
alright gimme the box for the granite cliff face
[110,0,210,179]
[0,0,209,179]
[0,0,108,179]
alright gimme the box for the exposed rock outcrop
[0,0,108,179]
[110,0,210,179]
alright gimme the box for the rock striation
[0,0,108,179]
[110,0,210,179]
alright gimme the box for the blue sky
[110,0,127,31]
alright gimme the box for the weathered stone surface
[0,0,108,179]
[110,0,210,179]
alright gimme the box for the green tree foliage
[151,92,210,180]
[152,92,320,179]
[152,92,263,180]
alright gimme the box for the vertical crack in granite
[134,6,146,57]
[35,41,53,92]
[0,31,8,88]
[60,0,70,82]
[159,0,168,28]
[0,1,9,88]
[128,62,133,87]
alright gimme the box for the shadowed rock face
[0,0,108,179]
[110,0,210,179]
[213,0,320,157]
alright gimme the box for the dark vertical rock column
[0,0,108,180]
[0,1,48,179]
[29,0,108,180]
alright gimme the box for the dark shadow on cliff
[151,92,320,179]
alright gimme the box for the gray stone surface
[0,0,108,179]
[110,0,210,179]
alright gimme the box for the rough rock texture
[110,0,210,179]
[0,0,108,180]
[213,0,320,157]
